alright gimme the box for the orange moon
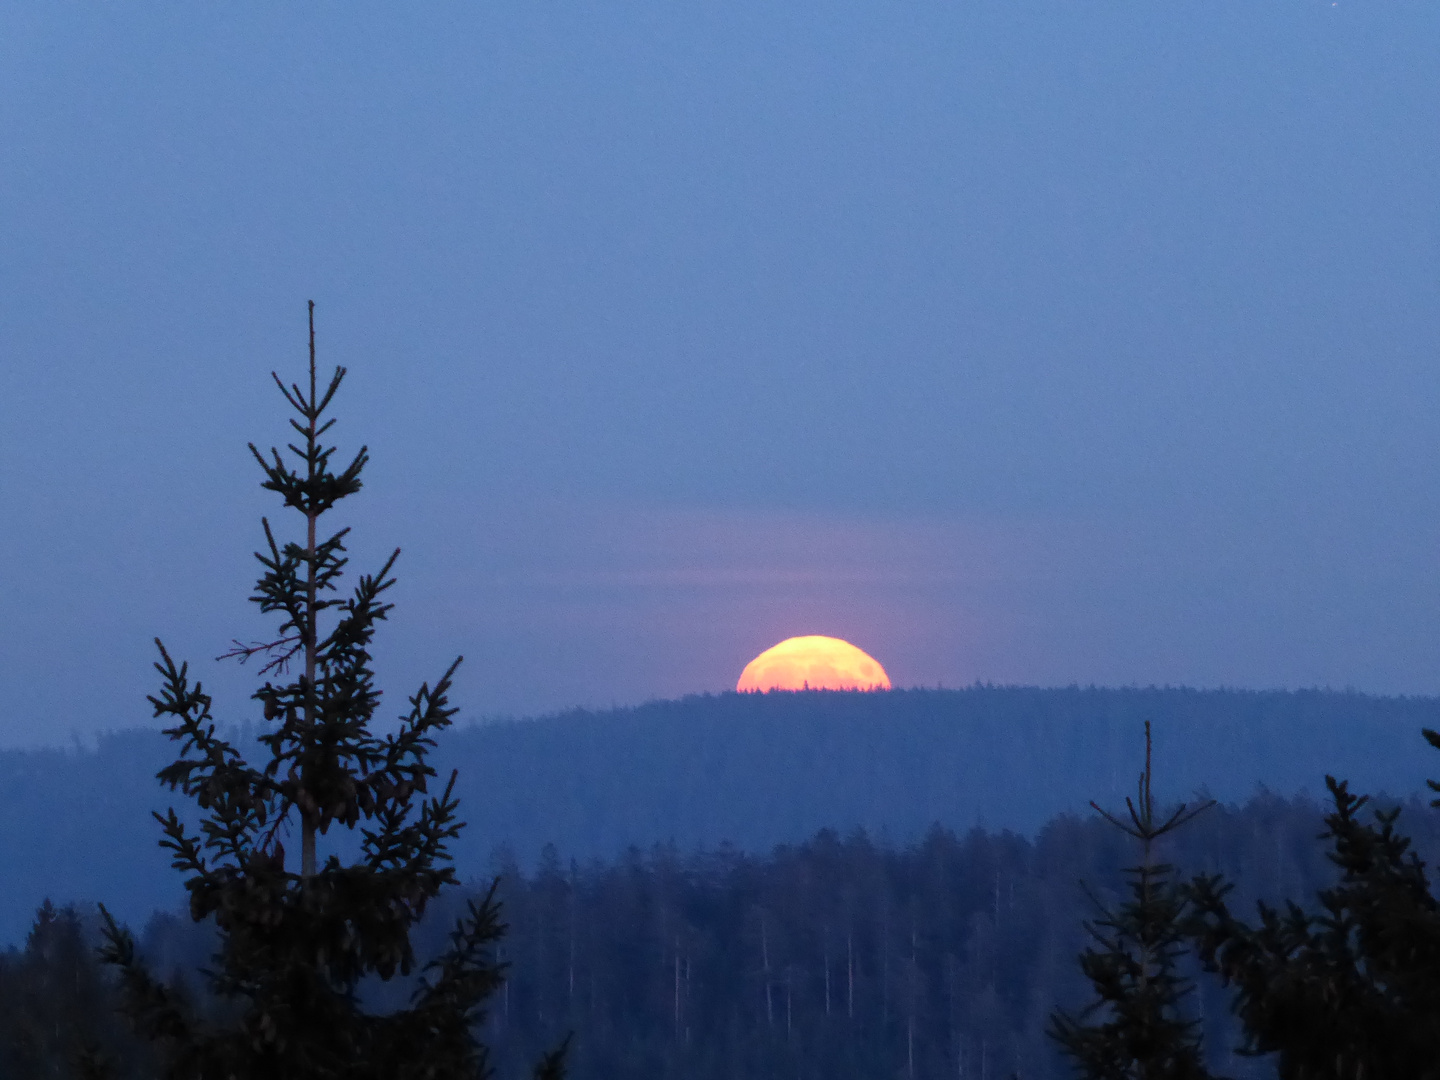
[736,635,891,692]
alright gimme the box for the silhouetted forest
[7,790,1438,1079]
[4,687,1436,943]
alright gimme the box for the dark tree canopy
[13,784,1440,1079]
[96,305,565,1080]
[1050,722,1218,1080]
[1187,749,1440,1080]
[0,901,148,1080]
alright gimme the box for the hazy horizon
[4,1,1439,747]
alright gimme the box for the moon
[736,635,891,692]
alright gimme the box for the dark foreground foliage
[89,307,561,1080]
[1049,724,1217,1080]
[0,902,151,1079]
[444,790,1440,1080]
[1187,768,1440,1079]
[5,788,1440,1080]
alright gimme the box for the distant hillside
[2,686,1436,943]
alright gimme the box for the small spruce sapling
[1049,721,1217,1080]
[96,304,566,1080]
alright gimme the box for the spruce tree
[0,901,146,1080]
[97,304,566,1080]
[1185,757,1440,1078]
[1049,722,1217,1080]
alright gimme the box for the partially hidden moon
[736,635,891,692]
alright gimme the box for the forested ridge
[7,788,1438,1079]
[4,685,1436,944]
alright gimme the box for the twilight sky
[2,1,1438,746]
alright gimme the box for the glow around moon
[736,635,891,692]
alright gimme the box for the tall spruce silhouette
[1184,731,1440,1078]
[1049,722,1217,1080]
[96,304,566,1080]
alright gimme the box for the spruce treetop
[98,303,565,1080]
[1050,722,1218,1080]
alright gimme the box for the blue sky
[2,1,1438,745]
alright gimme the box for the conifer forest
[7,783,1440,1079]
[8,0,1440,1076]
[4,314,1440,1078]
